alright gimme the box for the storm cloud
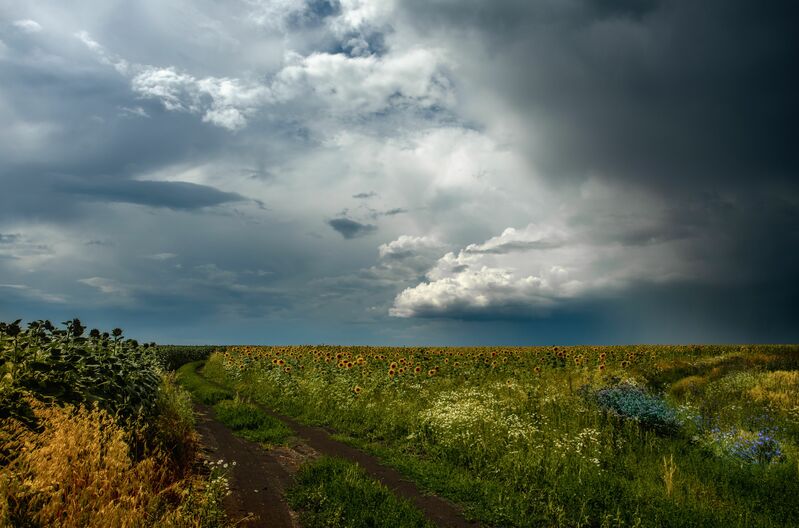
[0,0,796,344]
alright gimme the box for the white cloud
[389,265,566,318]
[13,19,42,33]
[77,29,452,130]
[463,224,566,254]
[130,66,271,130]
[378,235,443,260]
[391,219,700,319]
[273,48,453,114]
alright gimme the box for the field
[198,344,799,527]
[3,319,799,527]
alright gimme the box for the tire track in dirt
[194,403,309,528]
[194,365,480,528]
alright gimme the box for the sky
[0,0,797,345]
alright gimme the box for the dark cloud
[327,217,377,239]
[401,0,799,193]
[0,0,796,344]
[59,179,246,210]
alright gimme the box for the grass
[200,344,799,527]
[287,456,435,528]
[176,361,234,404]
[176,361,292,445]
[213,398,292,444]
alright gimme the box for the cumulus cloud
[391,221,700,319]
[272,48,453,115]
[378,235,442,260]
[130,67,271,130]
[76,29,453,131]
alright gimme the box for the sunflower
[534,366,541,374]
[428,369,436,377]
[353,386,362,394]
[414,366,422,374]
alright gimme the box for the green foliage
[287,457,435,528]
[0,319,161,425]
[175,361,233,404]
[213,398,291,444]
[595,382,681,434]
[152,346,219,371]
[153,373,198,471]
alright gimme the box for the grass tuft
[287,456,435,528]
[213,398,292,444]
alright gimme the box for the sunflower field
[199,344,799,527]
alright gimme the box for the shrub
[595,383,681,434]
[704,427,785,465]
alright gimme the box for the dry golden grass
[0,398,222,528]
[748,370,799,411]
[670,375,708,398]
[1,401,167,527]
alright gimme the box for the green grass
[213,398,292,444]
[200,345,799,527]
[287,456,435,528]
[175,361,233,404]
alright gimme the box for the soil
[193,368,481,528]
[194,403,306,528]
